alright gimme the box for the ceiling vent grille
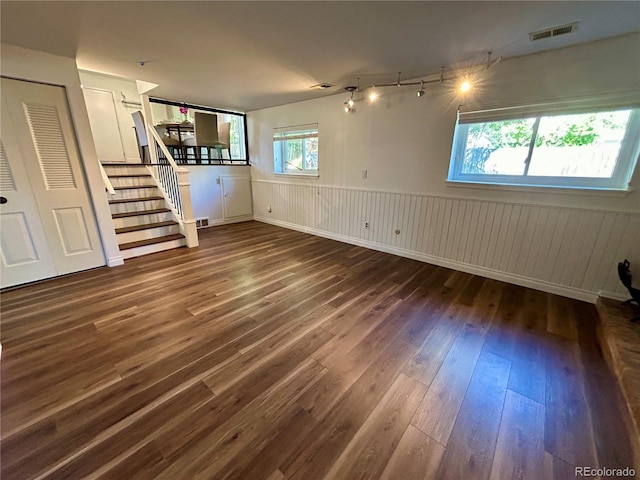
[529,22,578,42]
[309,83,334,90]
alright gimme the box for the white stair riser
[103,165,149,176]
[109,199,166,214]
[117,225,181,244]
[109,176,155,188]
[110,187,160,201]
[112,212,175,229]
[121,238,187,259]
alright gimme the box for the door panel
[24,102,77,188]
[83,88,126,162]
[221,175,252,219]
[52,207,93,255]
[1,77,104,284]
[0,113,57,288]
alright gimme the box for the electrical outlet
[365,222,370,229]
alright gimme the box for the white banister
[99,162,116,195]
[139,95,198,248]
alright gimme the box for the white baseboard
[254,215,599,304]
[198,215,254,229]
[107,255,124,267]
[599,290,630,302]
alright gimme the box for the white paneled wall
[253,180,640,302]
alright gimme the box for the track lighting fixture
[369,86,378,102]
[340,52,500,112]
[344,86,357,113]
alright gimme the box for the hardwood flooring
[1,221,636,479]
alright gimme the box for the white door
[0,104,57,287]
[83,87,126,162]
[221,175,252,219]
[1,78,105,288]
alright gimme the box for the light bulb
[417,89,425,98]
[460,81,471,93]
[344,105,351,113]
[347,98,354,108]
[369,87,378,101]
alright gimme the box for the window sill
[445,180,633,197]
[274,172,319,178]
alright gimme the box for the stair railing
[99,162,116,195]
[144,116,199,248]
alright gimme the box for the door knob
[0,197,7,204]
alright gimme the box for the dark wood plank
[411,321,487,445]
[490,390,546,480]
[379,425,445,480]
[324,373,427,480]
[436,350,511,480]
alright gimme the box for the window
[273,124,318,176]
[449,102,640,190]
[149,98,248,164]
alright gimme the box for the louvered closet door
[1,78,104,286]
[0,96,57,287]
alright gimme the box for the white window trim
[448,102,640,191]
[273,123,319,176]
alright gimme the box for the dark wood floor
[1,221,635,479]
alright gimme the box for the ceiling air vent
[529,22,578,42]
[309,83,334,90]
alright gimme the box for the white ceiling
[1,1,638,112]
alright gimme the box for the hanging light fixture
[343,86,357,113]
[416,80,425,97]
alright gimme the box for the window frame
[273,123,319,177]
[149,97,249,164]
[448,107,640,191]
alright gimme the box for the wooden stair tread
[113,185,157,190]
[119,233,185,250]
[111,208,171,219]
[107,174,153,178]
[115,221,178,234]
[101,162,147,167]
[109,196,164,204]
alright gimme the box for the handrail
[99,162,116,195]
[147,126,188,173]
[139,95,198,247]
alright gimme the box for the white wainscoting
[252,179,640,303]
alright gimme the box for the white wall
[248,33,640,302]
[188,165,252,225]
[79,70,142,162]
[1,43,122,267]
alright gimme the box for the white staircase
[103,163,187,259]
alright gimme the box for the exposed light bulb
[460,81,471,93]
[344,105,351,113]
[417,80,425,98]
[347,98,355,108]
[369,86,378,102]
